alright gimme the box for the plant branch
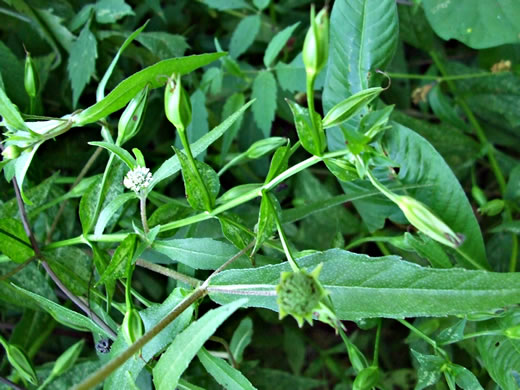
[139,195,149,234]
[136,259,201,287]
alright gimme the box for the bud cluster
[123,166,153,193]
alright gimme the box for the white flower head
[124,166,152,193]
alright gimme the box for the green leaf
[153,299,247,390]
[13,142,42,204]
[210,248,520,320]
[422,0,520,49]
[0,218,34,263]
[94,192,136,236]
[44,247,93,296]
[449,363,484,390]
[0,42,27,110]
[151,100,254,190]
[383,123,488,269]
[201,0,250,10]
[323,0,398,147]
[397,5,435,51]
[251,71,277,137]
[79,176,102,234]
[174,146,220,211]
[403,233,453,269]
[476,308,520,390]
[221,92,246,163]
[152,238,250,270]
[218,214,253,253]
[68,23,98,107]
[75,53,225,126]
[265,143,291,183]
[428,84,468,131]
[11,284,111,336]
[104,288,194,389]
[253,191,281,253]
[89,141,137,169]
[0,83,29,132]
[95,0,134,24]
[229,15,261,59]
[230,317,253,364]
[286,99,324,155]
[184,89,210,161]
[263,22,300,67]
[136,32,189,59]
[412,350,444,390]
[490,221,520,235]
[97,234,137,285]
[253,0,270,11]
[198,347,257,390]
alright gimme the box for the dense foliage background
[0,0,520,389]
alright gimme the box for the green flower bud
[122,308,144,347]
[353,366,380,390]
[6,344,38,385]
[504,325,520,339]
[396,195,464,249]
[164,73,192,131]
[276,264,326,327]
[302,6,329,78]
[51,339,84,377]
[478,199,504,217]
[117,85,149,146]
[2,145,22,160]
[24,51,39,98]
[471,186,487,207]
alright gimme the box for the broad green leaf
[0,218,34,263]
[229,15,261,59]
[404,233,453,269]
[152,238,250,270]
[40,360,103,390]
[136,32,189,59]
[68,23,98,107]
[151,100,254,190]
[11,285,111,337]
[286,99,324,155]
[476,308,520,390]
[174,146,220,211]
[230,317,253,364]
[323,0,398,147]
[75,53,225,125]
[412,350,444,390]
[197,347,257,390]
[153,299,247,390]
[201,0,250,10]
[428,85,468,131]
[221,93,246,163]
[44,247,93,296]
[422,0,520,49]
[219,214,252,253]
[210,248,520,320]
[263,22,300,68]
[94,192,136,236]
[0,41,27,109]
[397,5,435,51]
[89,141,137,169]
[383,123,488,269]
[97,234,137,285]
[449,363,484,390]
[104,288,194,389]
[95,0,134,24]
[252,71,277,137]
[275,54,326,93]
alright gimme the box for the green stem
[398,319,448,359]
[140,196,149,234]
[270,194,299,272]
[306,73,323,155]
[373,319,382,367]
[439,330,503,346]
[136,259,201,287]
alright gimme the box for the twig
[10,176,116,340]
[136,259,201,287]
[0,376,26,390]
[46,146,103,244]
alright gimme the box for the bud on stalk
[302,6,329,78]
[24,51,39,99]
[122,308,144,348]
[117,85,149,146]
[1,145,22,160]
[164,73,192,131]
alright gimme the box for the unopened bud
[353,366,380,390]
[471,186,487,207]
[2,145,22,160]
[51,339,84,377]
[6,344,38,385]
[122,308,144,347]
[302,6,329,78]
[24,51,39,98]
[164,73,192,131]
[478,199,504,217]
[117,85,149,146]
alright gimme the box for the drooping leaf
[68,24,98,107]
[252,71,277,137]
[210,249,520,320]
[422,0,520,49]
[153,299,247,390]
[229,15,261,59]
[197,347,257,390]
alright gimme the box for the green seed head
[276,264,325,327]
[302,6,329,78]
[164,73,192,131]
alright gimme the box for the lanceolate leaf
[264,22,300,68]
[209,249,520,320]
[383,123,488,269]
[153,299,247,390]
[323,0,398,148]
[252,71,277,137]
[229,15,261,59]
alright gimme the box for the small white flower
[123,166,152,193]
